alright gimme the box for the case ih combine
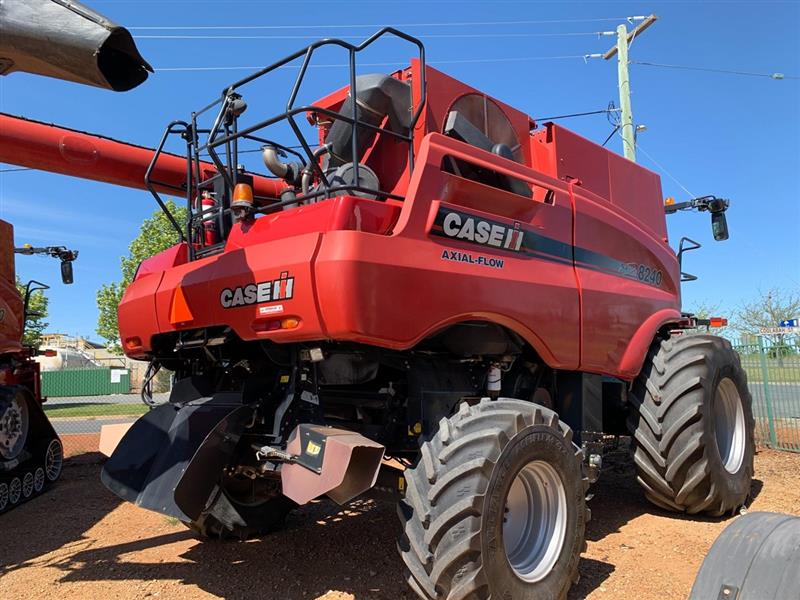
[0,224,77,513]
[1,18,754,600]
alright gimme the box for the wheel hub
[502,460,568,582]
[45,439,63,482]
[0,396,29,460]
[713,377,746,474]
[34,467,45,493]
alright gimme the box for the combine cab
[0,221,77,513]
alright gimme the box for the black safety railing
[145,28,426,261]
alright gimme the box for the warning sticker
[259,304,284,316]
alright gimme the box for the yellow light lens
[280,317,300,329]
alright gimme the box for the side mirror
[61,260,74,285]
[711,211,729,241]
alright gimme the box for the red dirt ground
[1,448,798,600]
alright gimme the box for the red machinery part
[0,113,285,199]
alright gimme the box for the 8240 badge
[619,262,663,287]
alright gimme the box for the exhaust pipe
[0,0,152,91]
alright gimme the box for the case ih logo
[220,271,294,308]
[434,209,524,252]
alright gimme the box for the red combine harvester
[1,26,752,600]
[0,221,77,512]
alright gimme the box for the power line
[137,31,606,40]
[129,17,633,30]
[633,140,696,199]
[157,54,586,72]
[631,60,798,80]
[532,108,620,121]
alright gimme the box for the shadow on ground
[60,494,411,600]
[4,449,763,600]
[568,446,764,599]
[0,463,123,576]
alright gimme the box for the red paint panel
[118,271,163,357]
[573,185,680,374]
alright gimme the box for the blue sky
[1,0,798,340]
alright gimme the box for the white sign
[758,327,799,336]
[110,369,128,383]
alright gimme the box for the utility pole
[591,15,658,162]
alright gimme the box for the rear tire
[399,398,587,600]
[628,334,755,516]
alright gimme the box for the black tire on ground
[399,398,587,600]
[628,334,755,516]
[187,476,297,540]
[689,512,800,599]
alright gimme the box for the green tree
[96,200,186,351]
[16,277,48,347]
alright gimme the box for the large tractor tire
[187,474,296,540]
[689,512,800,599]
[399,398,587,600]
[628,334,755,516]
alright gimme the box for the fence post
[758,335,778,448]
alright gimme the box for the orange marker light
[664,197,675,206]
[709,317,728,328]
[125,337,142,349]
[231,182,254,209]
[281,317,300,329]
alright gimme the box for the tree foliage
[16,277,48,348]
[96,200,186,350]
[734,288,800,335]
[685,300,729,335]
[685,300,722,320]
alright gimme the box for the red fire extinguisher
[200,191,218,245]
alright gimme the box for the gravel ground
[1,449,799,600]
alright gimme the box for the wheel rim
[34,468,45,493]
[0,394,30,460]
[45,439,63,482]
[9,477,21,504]
[713,377,746,474]
[502,460,568,582]
[22,471,34,498]
[0,483,8,510]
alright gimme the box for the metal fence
[45,392,167,459]
[41,365,169,459]
[733,337,800,453]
